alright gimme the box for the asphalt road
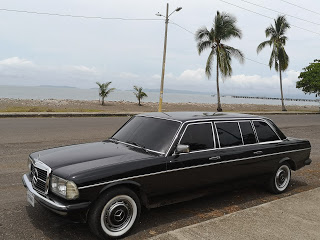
[0,115,319,240]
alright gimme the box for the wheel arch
[98,180,150,208]
[279,157,296,171]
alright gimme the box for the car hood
[30,141,153,179]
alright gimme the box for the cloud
[178,68,206,81]
[159,68,309,98]
[0,57,101,88]
[0,57,34,66]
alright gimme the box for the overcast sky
[0,0,319,98]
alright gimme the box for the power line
[238,0,320,26]
[279,0,320,16]
[217,0,320,36]
[0,8,163,21]
[170,22,195,35]
[169,21,270,67]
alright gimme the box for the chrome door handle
[253,151,263,155]
[209,156,221,161]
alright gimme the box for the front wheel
[267,163,291,194]
[88,187,141,239]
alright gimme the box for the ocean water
[0,85,318,106]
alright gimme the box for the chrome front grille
[30,160,50,194]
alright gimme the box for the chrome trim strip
[183,117,262,123]
[211,122,216,148]
[214,122,220,148]
[238,122,244,145]
[165,122,185,157]
[78,147,311,190]
[250,120,259,142]
[138,115,183,123]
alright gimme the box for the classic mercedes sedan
[22,112,312,239]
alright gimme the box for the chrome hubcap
[104,199,132,232]
[275,165,290,191]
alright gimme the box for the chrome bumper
[22,174,90,214]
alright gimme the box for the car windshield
[112,116,180,154]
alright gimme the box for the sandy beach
[0,98,318,113]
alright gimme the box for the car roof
[138,112,264,123]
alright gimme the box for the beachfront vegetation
[133,86,148,106]
[96,81,115,105]
[296,60,320,97]
[257,15,290,111]
[195,11,244,112]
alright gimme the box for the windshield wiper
[109,137,120,143]
[126,141,151,153]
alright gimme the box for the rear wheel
[267,163,291,194]
[88,187,141,239]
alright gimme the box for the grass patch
[2,106,103,112]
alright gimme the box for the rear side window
[239,121,257,145]
[180,123,214,152]
[253,121,279,142]
[215,122,242,148]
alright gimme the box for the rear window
[253,121,279,142]
[216,122,242,148]
[239,121,257,145]
[180,123,214,152]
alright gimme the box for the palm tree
[195,11,244,112]
[257,15,290,111]
[96,81,115,105]
[133,86,148,106]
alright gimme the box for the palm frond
[257,40,272,53]
[195,27,210,41]
[278,46,289,71]
[213,11,242,42]
[268,47,276,69]
[265,25,276,38]
[218,47,232,78]
[197,40,212,55]
[224,45,244,64]
[205,49,215,78]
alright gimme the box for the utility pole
[156,4,182,112]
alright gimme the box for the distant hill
[38,85,76,88]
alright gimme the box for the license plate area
[27,190,35,207]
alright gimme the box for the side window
[253,121,279,142]
[215,122,242,148]
[239,121,257,145]
[180,123,214,152]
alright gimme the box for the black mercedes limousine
[22,112,312,239]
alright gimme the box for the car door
[165,122,220,193]
[208,120,257,183]
[211,120,283,182]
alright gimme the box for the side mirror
[175,144,190,154]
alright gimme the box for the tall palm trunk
[216,54,222,112]
[279,65,287,111]
[102,97,105,106]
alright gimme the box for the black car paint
[27,112,311,212]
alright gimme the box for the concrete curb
[150,187,320,240]
[0,111,319,118]
[0,112,140,118]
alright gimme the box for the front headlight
[51,175,79,200]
